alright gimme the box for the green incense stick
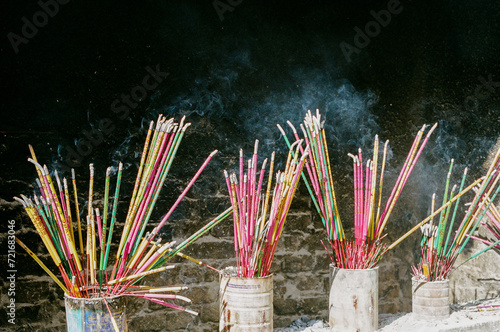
[104,162,123,279]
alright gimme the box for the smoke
[45,2,498,235]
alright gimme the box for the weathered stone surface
[285,212,314,233]
[195,301,219,322]
[450,241,500,303]
[274,297,300,315]
[280,254,315,273]
[184,284,218,304]
[299,297,328,315]
[128,311,169,331]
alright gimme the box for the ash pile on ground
[274,316,329,331]
[276,298,500,331]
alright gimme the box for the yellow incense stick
[23,203,62,266]
[260,152,275,233]
[44,166,67,229]
[107,265,174,285]
[368,135,379,235]
[373,140,389,239]
[63,178,75,244]
[387,176,483,250]
[71,169,84,258]
[135,238,162,270]
[422,264,429,278]
[457,174,500,244]
[125,121,154,223]
[15,237,69,294]
[135,286,188,293]
[321,127,342,237]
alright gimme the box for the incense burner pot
[329,265,378,332]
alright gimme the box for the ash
[276,298,500,331]
[274,316,330,331]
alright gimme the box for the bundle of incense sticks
[411,150,500,281]
[278,109,437,268]
[223,139,309,277]
[14,115,232,318]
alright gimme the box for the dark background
[1,0,500,330]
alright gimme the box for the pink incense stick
[239,149,244,199]
[144,297,198,316]
[356,157,363,241]
[152,150,219,237]
[399,123,438,190]
[363,161,373,241]
[348,154,358,241]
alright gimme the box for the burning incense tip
[185,309,198,316]
[289,139,300,150]
[89,163,94,176]
[427,122,438,137]
[261,158,268,170]
[71,168,76,179]
[27,158,44,173]
[276,124,286,136]
[155,118,163,130]
[118,162,123,171]
[13,196,26,207]
[286,120,297,133]
[210,150,218,157]
[254,139,259,154]
[55,170,62,191]
[20,194,29,206]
